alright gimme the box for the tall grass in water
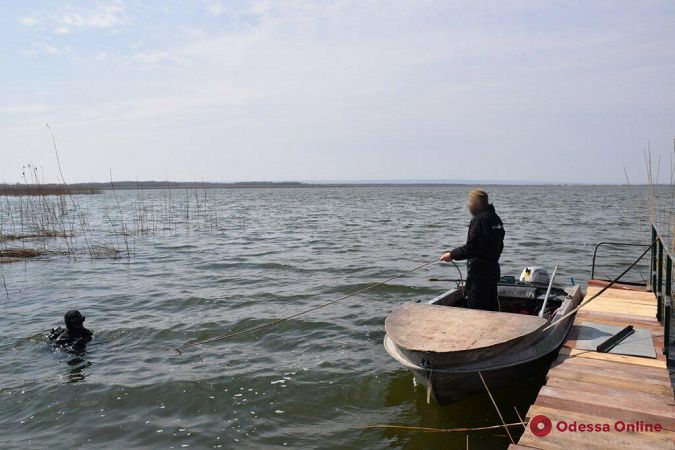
[643,140,675,253]
[0,174,124,261]
[130,186,223,236]
[0,126,125,262]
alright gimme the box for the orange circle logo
[530,415,552,437]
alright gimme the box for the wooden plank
[588,279,649,291]
[587,297,657,307]
[546,371,673,397]
[583,294,657,306]
[581,300,656,312]
[580,298,656,311]
[519,405,675,450]
[551,352,671,381]
[574,310,660,326]
[535,385,675,430]
[588,297,656,309]
[585,287,658,302]
[540,377,675,408]
[558,347,667,368]
[587,298,657,308]
[581,303,656,317]
[548,360,672,387]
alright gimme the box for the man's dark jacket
[451,204,505,271]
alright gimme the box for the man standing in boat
[440,190,504,311]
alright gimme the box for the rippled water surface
[0,186,660,449]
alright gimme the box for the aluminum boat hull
[384,284,582,405]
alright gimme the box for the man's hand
[440,251,453,262]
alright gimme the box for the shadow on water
[380,371,545,449]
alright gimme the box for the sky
[1,1,674,184]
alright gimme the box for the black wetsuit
[451,204,505,311]
[49,326,93,351]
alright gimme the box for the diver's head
[64,310,85,331]
[467,189,489,216]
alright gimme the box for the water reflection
[380,370,543,449]
[66,357,92,383]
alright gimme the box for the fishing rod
[174,257,442,353]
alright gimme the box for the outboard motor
[520,267,550,285]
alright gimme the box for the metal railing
[590,226,671,357]
[650,225,672,357]
[590,241,649,282]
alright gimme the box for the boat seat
[385,303,547,353]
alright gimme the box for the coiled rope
[175,257,440,353]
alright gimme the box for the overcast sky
[1,1,673,184]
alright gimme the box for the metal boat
[383,274,583,405]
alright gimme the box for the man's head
[467,189,489,216]
[64,310,85,331]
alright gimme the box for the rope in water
[478,371,515,444]
[542,238,656,332]
[363,421,527,433]
[174,257,441,353]
[174,237,653,353]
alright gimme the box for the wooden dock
[511,283,674,450]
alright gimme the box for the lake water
[0,185,666,449]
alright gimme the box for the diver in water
[49,310,93,352]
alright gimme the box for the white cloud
[0,104,53,114]
[59,2,131,30]
[16,2,132,36]
[19,17,38,26]
[3,1,675,183]
[204,1,227,17]
[20,42,65,57]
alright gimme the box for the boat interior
[428,279,571,320]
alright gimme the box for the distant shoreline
[0,180,663,196]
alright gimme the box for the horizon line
[0,179,667,188]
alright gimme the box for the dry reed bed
[0,184,101,196]
[0,183,226,264]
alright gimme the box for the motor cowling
[519,266,550,285]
